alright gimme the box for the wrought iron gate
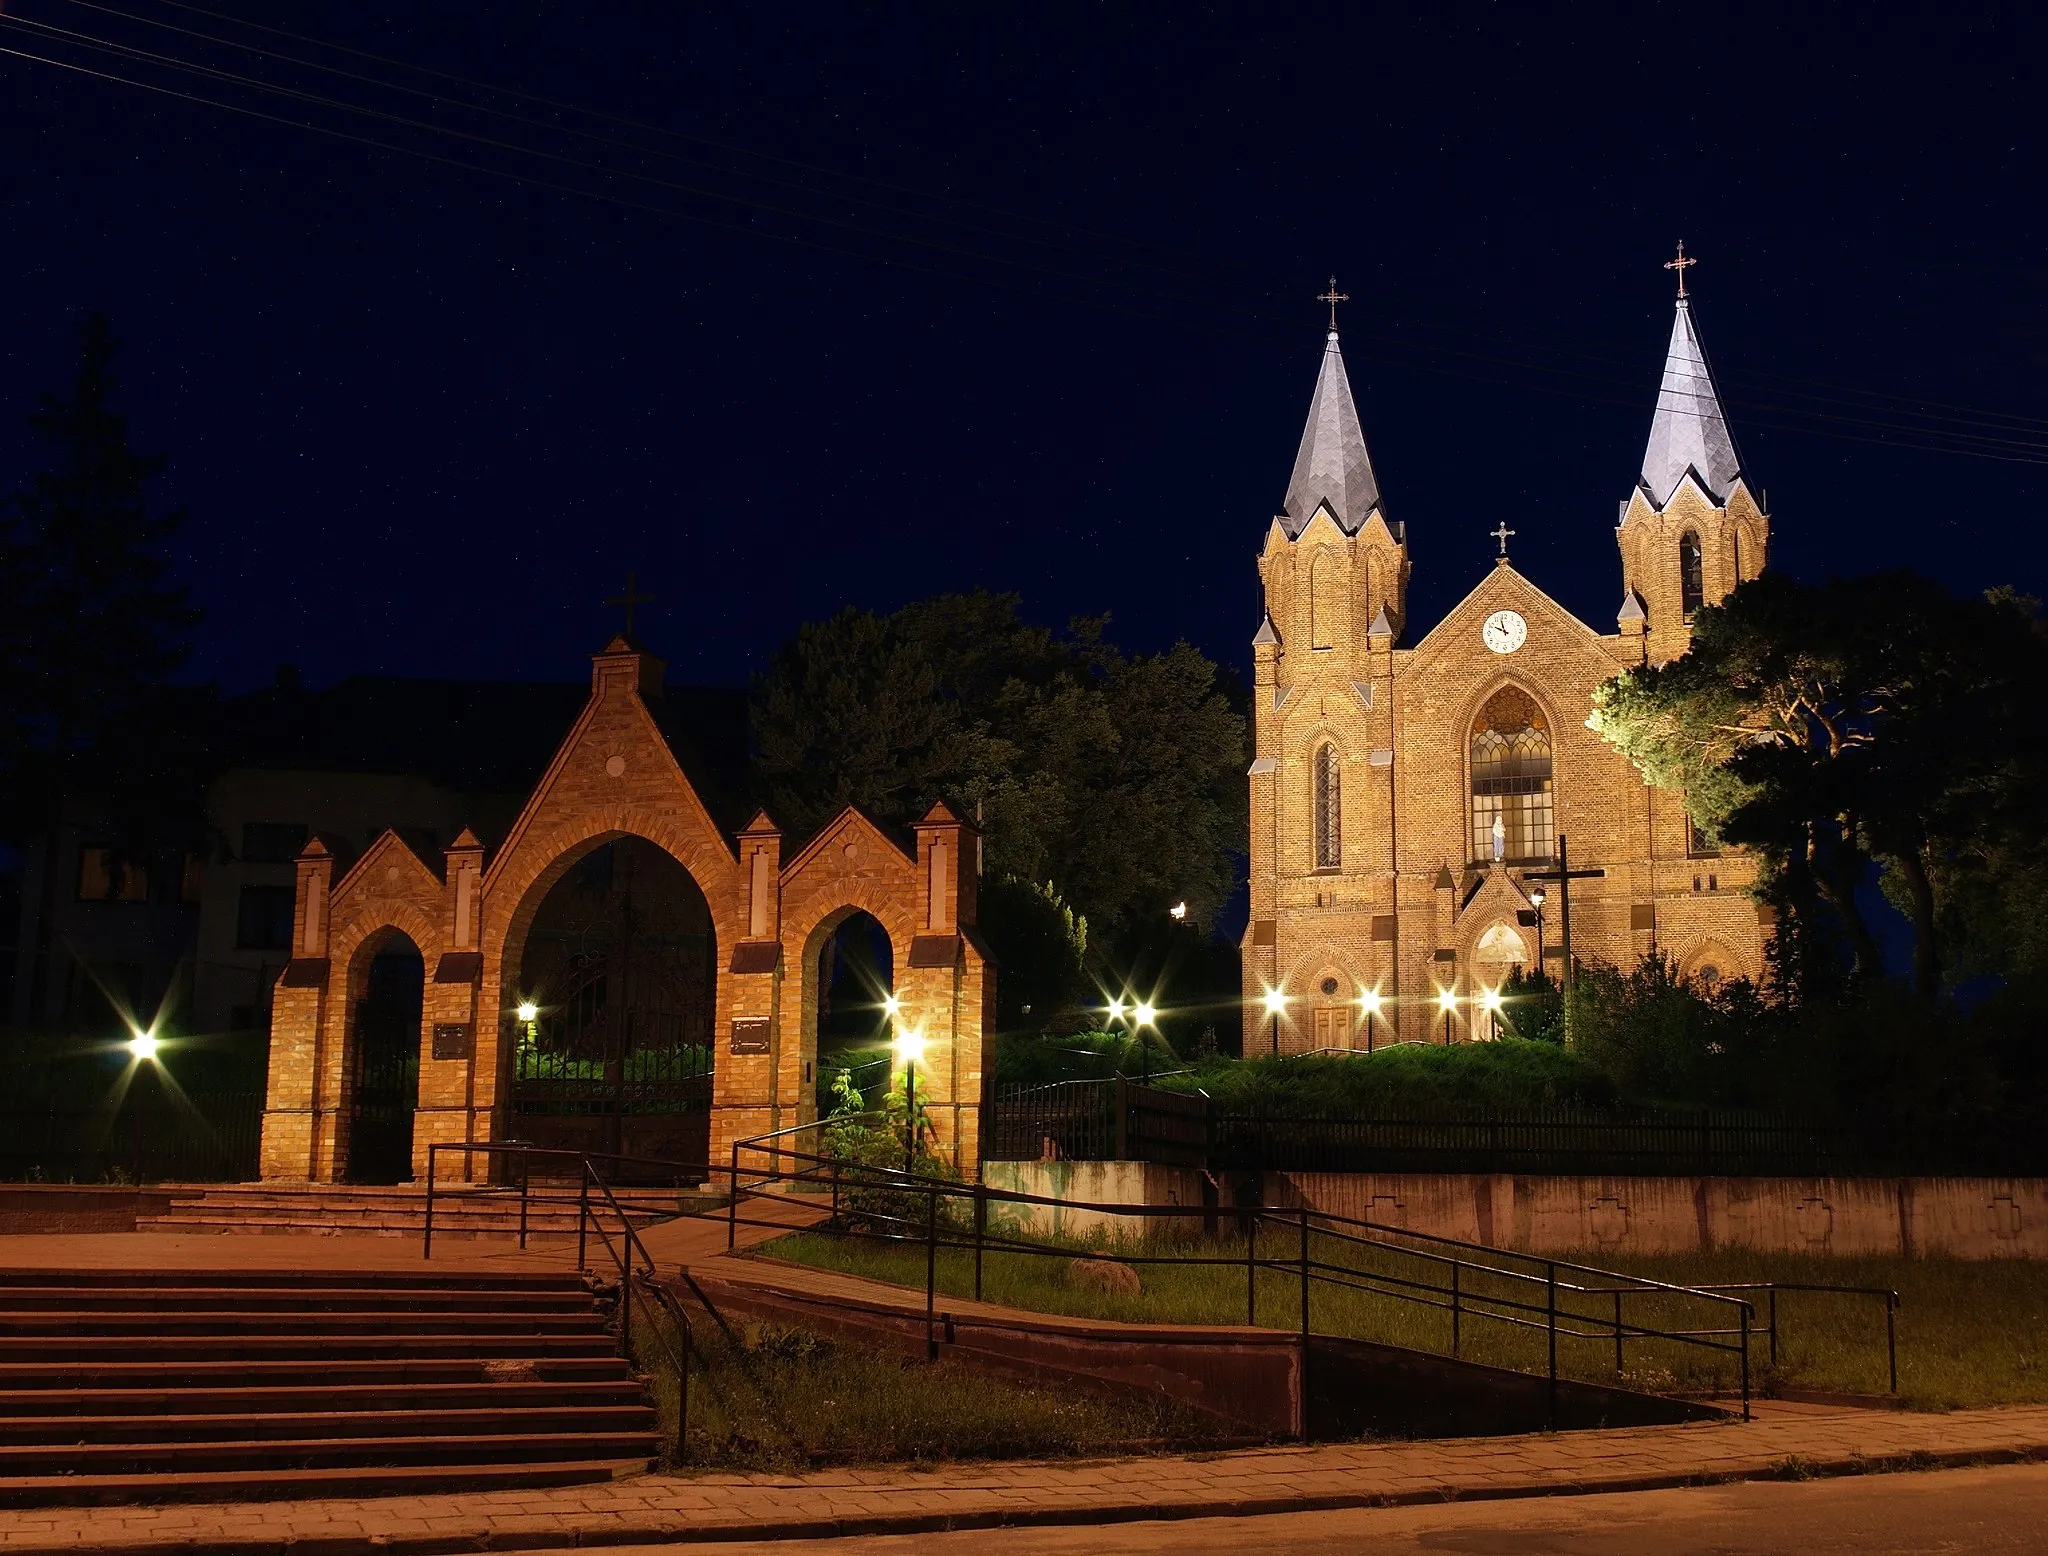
[347,954,421,1182]
[509,872,713,1167]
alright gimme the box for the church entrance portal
[345,936,423,1183]
[509,837,715,1167]
[811,909,895,1111]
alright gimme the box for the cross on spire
[1664,240,1697,300]
[606,571,655,639]
[1491,520,1516,558]
[1317,275,1349,332]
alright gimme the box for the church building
[1242,260,1770,1051]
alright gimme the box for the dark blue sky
[4,4,2043,695]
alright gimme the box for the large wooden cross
[607,572,655,639]
[1664,240,1697,299]
[1523,833,1605,991]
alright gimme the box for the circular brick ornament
[604,754,626,778]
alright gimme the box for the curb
[9,1442,2048,1556]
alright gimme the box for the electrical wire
[6,7,2045,467]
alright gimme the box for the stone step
[0,1429,660,1476]
[0,1308,612,1337]
[0,1378,648,1415]
[0,1332,621,1362]
[0,1356,633,1390]
[0,1402,657,1446]
[0,1455,650,1507]
[0,1284,598,1313]
[1,1267,593,1291]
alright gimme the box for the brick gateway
[256,638,992,1183]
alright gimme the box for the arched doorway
[808,909,896,1114]
[509,836,716,1164]
[346,932,423,1183]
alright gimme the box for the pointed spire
[1283,330,1381,537]
[1251,613,1281,647]
[1639,297,1743,508]
[1617,588,1647,625]
[1368,604,1395,640]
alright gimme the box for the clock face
[1482,610,1527,655]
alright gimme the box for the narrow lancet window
[1470,687,1553,864]
[1313,743,1341,869]
[1679,531,1704,620]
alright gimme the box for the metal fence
[0,1091,264,1183]
[986,1080,1854,1177]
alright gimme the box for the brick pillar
[712,811,784,1168]
[260,839,335,1181]
[414,830,485,1182]
[903,801,986,1176]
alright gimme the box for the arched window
[1313,743,1341,869]
[1310,551,1337,649]
[1679,531,1704,620]
[1471,687,1554,864]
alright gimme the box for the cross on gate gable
[606,572,655,639]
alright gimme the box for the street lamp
[1358,988,1383,1053]
[1437,986,1458,1045]
[1133,1002,1158,1083]
[1528,887,1547,974]
[1481,985,1503,1040]
[1262,988,1287,1056]
[891,1027,928,1172]
[515,1001,539,1024]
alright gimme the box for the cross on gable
[1664,240,1697,299]
[606,572,655,639]
[1491,521,1515,558]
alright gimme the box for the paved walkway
[6,1403,2046,1554]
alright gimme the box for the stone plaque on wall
[729,1017,770,1056]
[431,1023,473,1060]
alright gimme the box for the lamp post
[1263,988,1287,1056]
[1359,988,1382,1053]
[1437,987,1457,1045]
[1528,887,1546,977]
[892,1027,927,1173]
[1134,1002,1158,1084]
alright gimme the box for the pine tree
[2,314,199,1020]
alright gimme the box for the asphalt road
[571,1462,2048,1555]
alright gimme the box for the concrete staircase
[136,1183,713,1241]
[0,1268,662,1504]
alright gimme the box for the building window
[1679,531,1704,620]
[1686,812,1721,857]
[1471,687,1554,864]
[1313,743,1341,869]
[77,848,149,903]
[241,822,309,863]
[236,884,296,950]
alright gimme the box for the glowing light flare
[515,1001,539,1023]
[126,1030,161,1061]
[1528,887,1546,909]
[1168,902,1187,920]
[1261,989,1288,1017]
[891,1028,928,1064]
[1106,997,1127,1023]
[1436,988,1458,1013]
[1481,987,1504,1013]
[882,993,902,1019]
[1358,988,1384,1015]
[1133,1002,1158,1027]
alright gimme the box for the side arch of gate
[775,809,922,1145]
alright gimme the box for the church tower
[1245,299,1408,1037]
[1615,249,1769,664]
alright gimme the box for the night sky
[4,4,2043,698]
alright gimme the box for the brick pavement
[4,1403,2045,1554]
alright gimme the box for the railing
[0,1091,264,1183]
[422,1140,698,1461]
[725,1138,1778,1425]
[985,1082,1857,1176]
[423,1136,1903,1443]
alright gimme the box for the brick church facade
[1242,275,1771,1051]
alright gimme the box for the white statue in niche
[1491,812,1506,863]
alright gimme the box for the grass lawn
[756,1229,2048,1412]
[631,1304,1239,1470]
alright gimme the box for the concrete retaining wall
[985,1163,2047,1259]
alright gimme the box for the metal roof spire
[1282,284,1381,537]
[1639,245,1743,507]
